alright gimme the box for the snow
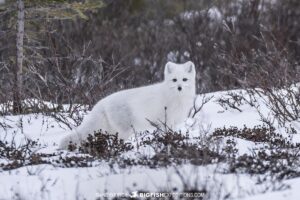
[179,7,223,23]
[1,89,300,199]
[208,7,223,21]
[0,163,260,200]
[180,10,201,20]
[242,177,300,200]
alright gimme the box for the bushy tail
[58,106,114,150]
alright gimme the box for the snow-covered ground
[1,89,300,200]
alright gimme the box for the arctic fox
[59,61,196,149]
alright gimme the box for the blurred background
[0,0,299,112]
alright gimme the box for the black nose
[178,86,182,91]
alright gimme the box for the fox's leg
[58,132,82,149]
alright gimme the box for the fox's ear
[185,61,195,73]
[164,62,173,75]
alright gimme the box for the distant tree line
[0,0,299,114]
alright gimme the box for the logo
[130,191,138,198]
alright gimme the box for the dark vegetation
[212,125,298,147]
[1,125,300,183]
[0,0,299,114]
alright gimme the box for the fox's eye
[183,78,188,82]
[172,78,177,82]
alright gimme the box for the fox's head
[164,61,196,95]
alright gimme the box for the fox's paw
[58,136,71,150]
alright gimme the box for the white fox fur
[59,61,196,149]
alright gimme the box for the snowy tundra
[59,61,196,149]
